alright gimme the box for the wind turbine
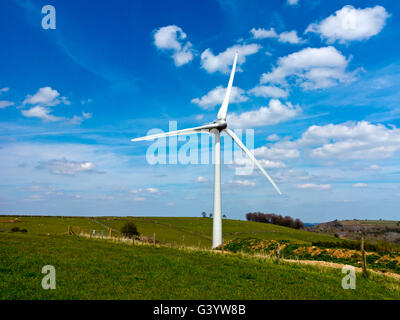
[131,53,282,248]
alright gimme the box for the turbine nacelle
[210,119,227,131]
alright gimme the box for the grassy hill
[0,216,108,235]
[1,232,400,300]
[0,215,340,249]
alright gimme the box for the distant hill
[308,219,400,243]
[304,223,319,228]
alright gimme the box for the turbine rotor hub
[212,119,227,131]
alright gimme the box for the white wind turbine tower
[131,53,282,248]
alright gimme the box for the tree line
[245,212,305,229]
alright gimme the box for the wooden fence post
[182,235,185,247]
[277,243,281,263]
[361,235,368,277]
[153,232,156,244]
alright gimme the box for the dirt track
[283,258,400,280]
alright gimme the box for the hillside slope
[0,216,339,248]
[1,232,400,300]
[98,216,339,247]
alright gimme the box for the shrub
[10,227,28,233]
[245,212,304,229]
[121,222,139,238]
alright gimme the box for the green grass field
[0,216,108,235]
[1,215,399,299]
[0,216,339,249]
[1,232,400,300]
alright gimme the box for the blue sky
[1,0,400,222]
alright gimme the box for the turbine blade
[217,52,238,120]
[131,123,218,142]
[225,128,282,195]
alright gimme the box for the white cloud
[278,30,305,44]
[173,43,194,66]
[153,25,194,66]
[24,194,44,202]
[228,179,256,187]
[306,5,390,44]
[200,43,261,74]
[21,87,91,124]
[250,28,304,44]
[261,46,356,90]
[234,157,286,169]
[287,0,299,5]
[227,99,301,128]
[0,87,14,109]
[260,159,286,168]
[196,176,208,183]
[272,169,311,182]
[297,183,331,190]
[248,85,288,98]
[131,188,159,194]
[38,159,96,175]
[22,107,92,124]
[266,134,280,141]
[352,183,367,188]
[299,121,400,160]
[256,121,400,166]
[134,197,146,201]
[191,86,248,109]
[23,87,64,107]
[70,112,93,125]
[154,25,182,51]
[21,106,65,122]
[81,98,92,105]
[254,143,300,160]
[0,101,14,109]
[250,28,278,39]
